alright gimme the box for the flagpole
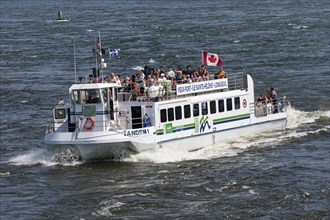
[201,50,203,66]
[98,31,104,81]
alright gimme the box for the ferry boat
[44,37,288,160]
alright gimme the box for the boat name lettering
[124,128,150,136]
[176,79,228,95]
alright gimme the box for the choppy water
[1,0,329,219]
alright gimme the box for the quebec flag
[109,48,121,57]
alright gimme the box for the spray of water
[9,148,82,167]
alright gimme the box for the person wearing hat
[186,74,192,83]
[159,73,167,86]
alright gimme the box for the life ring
[83,117,95,130]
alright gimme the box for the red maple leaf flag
[202,51,222,66]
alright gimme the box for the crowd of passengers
[255,87,284,114]
[89,65,226,95]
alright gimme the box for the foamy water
[8,148,82,167]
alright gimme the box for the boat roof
[69,82,119,91]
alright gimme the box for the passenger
[185,65,195,78]
[143,113,151,127]
[181,74,187,84]
[215,67,226,79]
[175,67,183,83]
[86,95,95,103]
[116,75,122,91]
[192,71,199,82]
[198,65,209,78]
[203,70,210,81]
[270,87,278,113]
[270,87,277,101]
[159,66,165,75]
[159,73,167,86]
[144,66,152,76]
[124,75,132,92]
[136,70,146,95]
[109,73,116,83]
[167,66,175,79]
[186,74,192,84]
[256,95,264,109]
[197,72,204,82]
[153,75,160,86]
[265,89,272,103]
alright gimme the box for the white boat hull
[45,113,286,161]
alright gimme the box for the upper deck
[117,72,248,103]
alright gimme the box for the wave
[8,148,81,167]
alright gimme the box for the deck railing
[253,97,287,117]
[118,72,246,102]
[46,115,156,134]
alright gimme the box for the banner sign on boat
[176,78,228,96]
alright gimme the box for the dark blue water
[1,0,329,219]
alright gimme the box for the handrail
[118,72,245,102]
[47,115,155,133]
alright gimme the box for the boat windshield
[72,89,107,104]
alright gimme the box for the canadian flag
[202,51,222,66]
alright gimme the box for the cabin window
[168,108,174,122]
[210,101,216,114]
[218,100,224,112]
[86,89,101,104]
[193,104,199,117]
[226,98,233,111]
[73,89,102,104]
[175,106,182,120]
[184,105,191,119]
[160,109,167,123]
[234,97,240,110]
[102,89,108,102]
[201,102,208,115]
[72,90,81,104]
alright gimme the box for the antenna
[73,38,77,83]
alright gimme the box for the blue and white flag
[109,48,121,57]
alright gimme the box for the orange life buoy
[83,117,95,130]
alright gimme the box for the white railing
[118,72,245,102]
